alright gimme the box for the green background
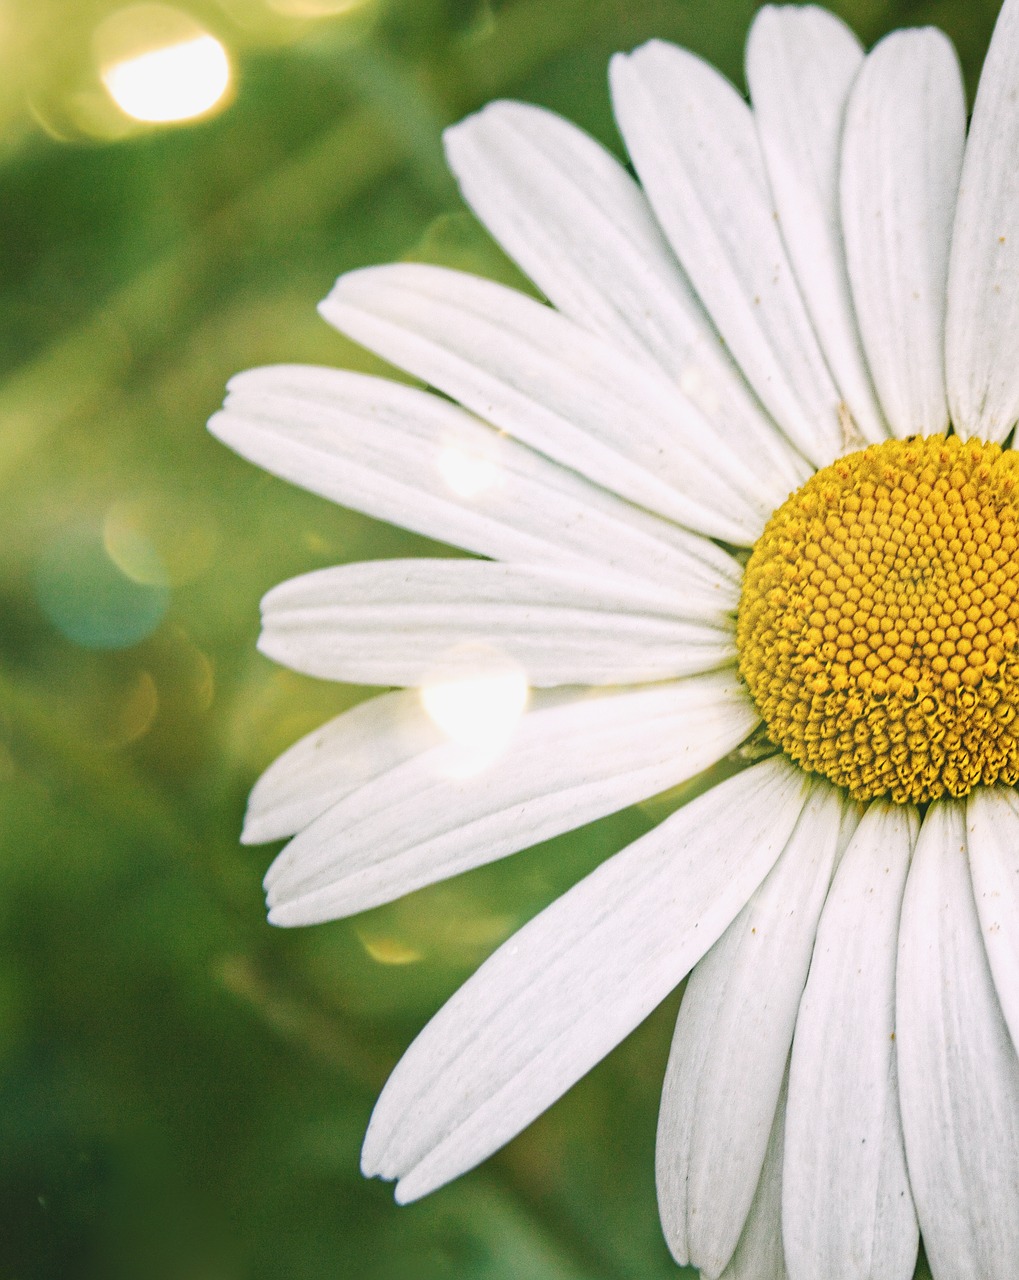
[0,0,1003,1276]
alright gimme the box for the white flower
[208,2,1019,1276]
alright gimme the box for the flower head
[210,2,1019,1276]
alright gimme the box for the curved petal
[362,756,811,1203]
[718,1079,789,1280]
[965,787,1019,1057]
[320,264,781,544]
[610,39,845,468]
[265,675,761,925]
[656,781,846,1274]
[946,0,1019,442]
[746,3,886,446]
[897,801,1019,1280]
[783,802,919,1280]
[209,364,743,592]
[443,101,809,492]
[841,28,965,439]
[258,559,736,689]
[242,690,436,845]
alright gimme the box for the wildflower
[210,3,1019,1275]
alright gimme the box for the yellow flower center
[736,435,1019,804]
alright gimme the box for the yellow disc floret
[737,435,1019,804]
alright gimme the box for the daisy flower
[209,0,1019,1275]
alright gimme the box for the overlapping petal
[783,802,919,1280]
[610,38,845,468]
[746,3,886,447]
[946,0,1019,442]
[443,101,809,492]
[320,264,784,543]
[656,780,846,1274]
[840,28,964,439]
[965,787,1019,1058]
[718,1081,789,1280]
[258,559,736,689]
[242,690,438,845]
[362,757,810,1203]
[897,802,1019,1280]
[264,675,760,926]
[209,364,742,591]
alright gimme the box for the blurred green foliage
[0,0,1003,1276]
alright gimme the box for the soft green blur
[0,1,1002,1276]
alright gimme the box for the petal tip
[392,1177,421,1206]
[206,407,234,443]
[239,815,268,846]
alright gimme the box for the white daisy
[208,1,1019,1275]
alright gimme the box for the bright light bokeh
[356,931,423,966]
[103,503,169,585]
[436,441,501,499]
[97,6,230,124]
[421,656,529,778]
[103,498,217,585]
[35,524,170,651]
[266,0,371,16]
[102,35,229,122]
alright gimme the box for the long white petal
[746,3,886,446]
[897,801,1019,1280]
[718,1079,789,1280]
[258,559,736,689]
[946,0,1019,442]
[243,690,438,845]
[362,757,810,1202]
[656,782,845,1274]
[320,265,781,543]
[209,364,742,592]
[841,28,965,439]
[443,101,809,492]
[965,787,1019,1057]
[265,675,760,925]
[610,40,844,468]
[784,802,919,1280]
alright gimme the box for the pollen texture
[737,435,1019,804]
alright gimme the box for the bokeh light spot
[114,671,160,745]
[103,507,167,586]
[96,5,231,124]
[267,0,372,15]
[437,440,501,500]
[421,647,529,777]
[356,932,423,966]
[104,498,216,586]
[35,525,170,651]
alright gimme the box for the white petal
[965,787,1019,1057]
[243,690,438,845]
[783,801,919,1280]
[361,757,810,1202]
[209,364,742,592]
[443,101,809,492]
[746,4,887,447]
[656,781,845,1274]
[946,0,1019,442]
[320,264,783,544]
[258,559,737,689]
[841,29,965,439]
[610,40,844,468]
[265,675,760,925]
[897,801,1019,1280]
[718,1079,789,1280]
